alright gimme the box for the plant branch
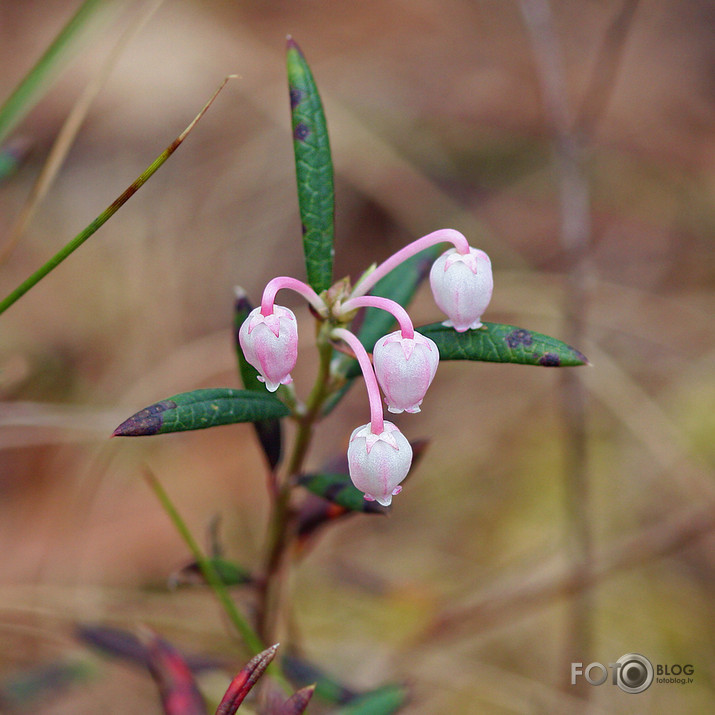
[257,324,335,644]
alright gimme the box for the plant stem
[257,327,335,644]
[143,469,263,654]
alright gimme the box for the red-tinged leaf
[144,631,207,715]
[298,473,387,513]
[215,644,279,715]
[298,439,429,512]
[295,495,365,554]
[278,684,315,714]
[76,624,218,673]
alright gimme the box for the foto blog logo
[571,653,654,693]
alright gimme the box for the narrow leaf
[335,684,409,714]
[298,473,386,513]
[420,322,589,367]
[0,139,30,183]
[234,289,283,468]
[215,644,279,715]
[286,37,334,293]
[76,624,219,672]
[170,557,253,588]
[280,652,355,705]
[0,660,94,710]
[144,631,207,715]
[278,684,316,714]
[113,388,290,437]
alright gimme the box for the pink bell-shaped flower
[373,330,439,414]
[429,247,493,332]
[238,305,298,392]
[347,421,413,506]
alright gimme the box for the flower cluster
[239,229,493,506]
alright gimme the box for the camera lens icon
[615,653,654,693]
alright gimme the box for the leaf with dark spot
[286,37,334,293]
[112,388,290,436]
[215,644,279,715]
[419,322,588,366]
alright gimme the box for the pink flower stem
[350,228,471,298]
[260,276,327,316]
[340,295,415,340]
[331,328,384,434]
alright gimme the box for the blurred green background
[0,0,712,712]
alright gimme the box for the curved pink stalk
[332,328,384,434]
[340,295,414,340]
[351,228,471,298]
[260,276,327,316]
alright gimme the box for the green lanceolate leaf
[113,388,290,437]
[420,322,589,367]
[335,684,409,714]
[298,473,386,513]
[171,557,252,588]
[286,38,334,293]
[234,289,283,469]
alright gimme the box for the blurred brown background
[0,0,713,712]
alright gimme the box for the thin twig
[421,505,715,641]
[518,0,594,690]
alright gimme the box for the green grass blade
[420,322,589,366]
[286,37,334,293]
[143,470,264,656]
[0,75,235,316]
[335,684,409,714]
[113,388,290,436]
[0,0,109,146]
